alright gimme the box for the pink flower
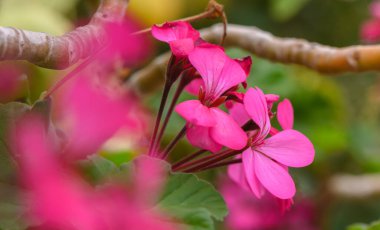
[175,44,250,152]
[57,76,133,160]
[184,56,252,96]
[99,19,151,67]
[361,19,380,42]
[229,87,314,200]
[220,177,317,230]
[11,115,178,230]
[152,21,200,56]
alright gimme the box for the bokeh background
[1,0,379,229]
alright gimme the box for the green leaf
[0,102,31,230]
[0,102,31,181]
[171,208,214,230]
[82,155,121,183]
[157,173,228,230]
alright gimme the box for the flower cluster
[151,21,315,204]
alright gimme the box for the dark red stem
[154,77,187,152]
[160,125,187,159]
[171,149,207,170]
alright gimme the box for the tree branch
[0,0,128,69]
[328,174,380,199]
[202,24,380,73]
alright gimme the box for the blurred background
[1,0,379,229]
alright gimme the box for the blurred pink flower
[220,177,316,230]
[103,19,151,66]
[152,21,200,57]
[361,19,380,42]
[370,1,380,19]
[175,44,249,152]
[229,87,314,200]
[11,116,177,230]
[58,76,132,160]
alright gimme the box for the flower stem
[148,81,172,156]
[148,54,180,156]
[160,125,187,159]
[171,149,207,170]
[181,150,240,173]
[187,158,242,172]
[153,77,187,152]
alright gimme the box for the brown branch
[202,24,380,73]
[328,174,380,198]
[0,0,128,69]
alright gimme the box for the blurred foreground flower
[220,177,316,230]
[11,115,177,230]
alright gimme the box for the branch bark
[328,174,380,199]
[202,24,380,73]
[0,0,128,69]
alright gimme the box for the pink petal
[175,100,216,127]
[152,21,200,56]
[210,108,247,150]
[151,21,200,42]
[265,94,280,110]
[242,148,265,198]
[277,99,294,130]
[184,78,204,96]
[227,162,251,193]
[169,38,195,57]
[244,88,271,137]
[186,125,222,153]
[228,102,250,127]
[234,56,252,76]
[62,77,130,159]
[257,129,315,167]
[188,44,246,99]
[254,151,296,199]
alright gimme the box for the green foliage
[156,173,228,230]
[80,156,228,230]
[0,102,31,182]
[348,221,380,230]
[269,0,310,22]
[0,102,31,230]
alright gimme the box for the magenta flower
[152,21,200,56]
[175,44,250,152]
[11,115,178,230]
[220,177,317,230]
[361,19,380,42]
[229,87,314,200]
[58,76,133,160]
